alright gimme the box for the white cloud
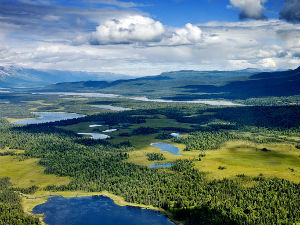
[167,23,202,45]
[230,0,267,19]
[90,15,165,44]
[1,13,299,76]
[259,58,277,68]
[89,16,203,46]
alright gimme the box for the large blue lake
[151,143,182,155]
[12,112,84,125]
[32,196,175,225]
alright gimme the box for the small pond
[78,133,110,140]
[103,129,117,133]
[12,112,84,125]
[89,124,102,128]
[170,133,181,138]
[93,105,131,111]
[150,163,173,168]
[32,196,175,225]
[150,143,182,156]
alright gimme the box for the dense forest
[0,101,299,225]
[0,177,40,225]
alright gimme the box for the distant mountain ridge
[37,66,300,100]
[176,66,300,99]
[0,66,132,88]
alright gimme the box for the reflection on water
[32,196,175,225]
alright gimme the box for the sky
[0,0,299,76]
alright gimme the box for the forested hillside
[38,67,300,100]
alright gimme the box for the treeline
[175,131,234,151]
[0,177,40,225]
[146,153,165,161]
[164,105,300,129]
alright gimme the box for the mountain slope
[177,66,300,99]
[0,66,131,88]
[38,67,300,100]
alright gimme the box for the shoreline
[22,190,182,225]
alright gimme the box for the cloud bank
[89,15,202,46]
[280,0,300,23]
[230,0,267,20]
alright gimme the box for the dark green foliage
[0,178,40,225]
[0,151,19,156]
[176,131,233,151]
[119,132,130,137]
[146,153,165,161]
[171,160,194,172]
[155,132,172,140]
[210,106,300,128]
[132,127,157,135]
[12,186,39,195]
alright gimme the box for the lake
[12,112,84,125]
[92,105,131,111]
[151,143,182,155]
[150,163,173,168]
[89,124,103,128]
[129,96,243,106]
[170,133,181,138]
[78,133,110,140]
[34,92,243,106]
[32,196,175,225]
[103,129,117,133]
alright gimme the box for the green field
[0,154,70,188]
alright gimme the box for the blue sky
[36,0,286,25]
[0,0,299,75]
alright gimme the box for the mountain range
[0,66,131,87]
[39,66,300,100]
[1,65,299,100]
